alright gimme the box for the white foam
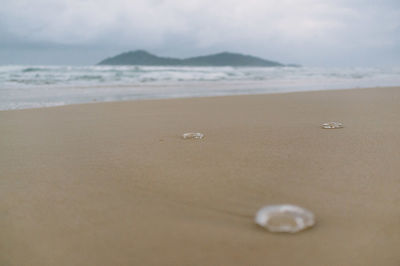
[1,65,400,110]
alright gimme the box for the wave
[22,67,49,73]
[1,65,400,110]
[2,66,400,88]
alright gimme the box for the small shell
[182,132,204,139]
[255,204,315,233]
[321,122,343,129]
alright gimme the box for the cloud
[0,0,399,66]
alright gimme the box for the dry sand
[1,87,400,266]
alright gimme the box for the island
[98,50,296,67]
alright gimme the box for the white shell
[182,132,204,139]
[321,122,343,129]
[255,204,315,233]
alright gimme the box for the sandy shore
[1,87,399,265]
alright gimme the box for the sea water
[1,65,399,110]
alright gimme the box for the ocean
[1,65,399,110]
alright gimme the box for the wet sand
[1,87,399,265]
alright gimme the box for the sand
[1,87,399,266]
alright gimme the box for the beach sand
[1,87,399,265]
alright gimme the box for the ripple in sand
[182,132,204,139]
[321,122,343,129]
[255,204,315,233]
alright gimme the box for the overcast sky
[0,0,399,66]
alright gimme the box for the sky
[0,0,399,66]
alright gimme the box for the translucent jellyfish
[255,204,315,233]
[182,132,204,139]
[321,122,343,129]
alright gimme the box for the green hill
[98,50,292,67]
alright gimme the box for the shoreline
[1,85,397,112]
[1,86,399,265]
